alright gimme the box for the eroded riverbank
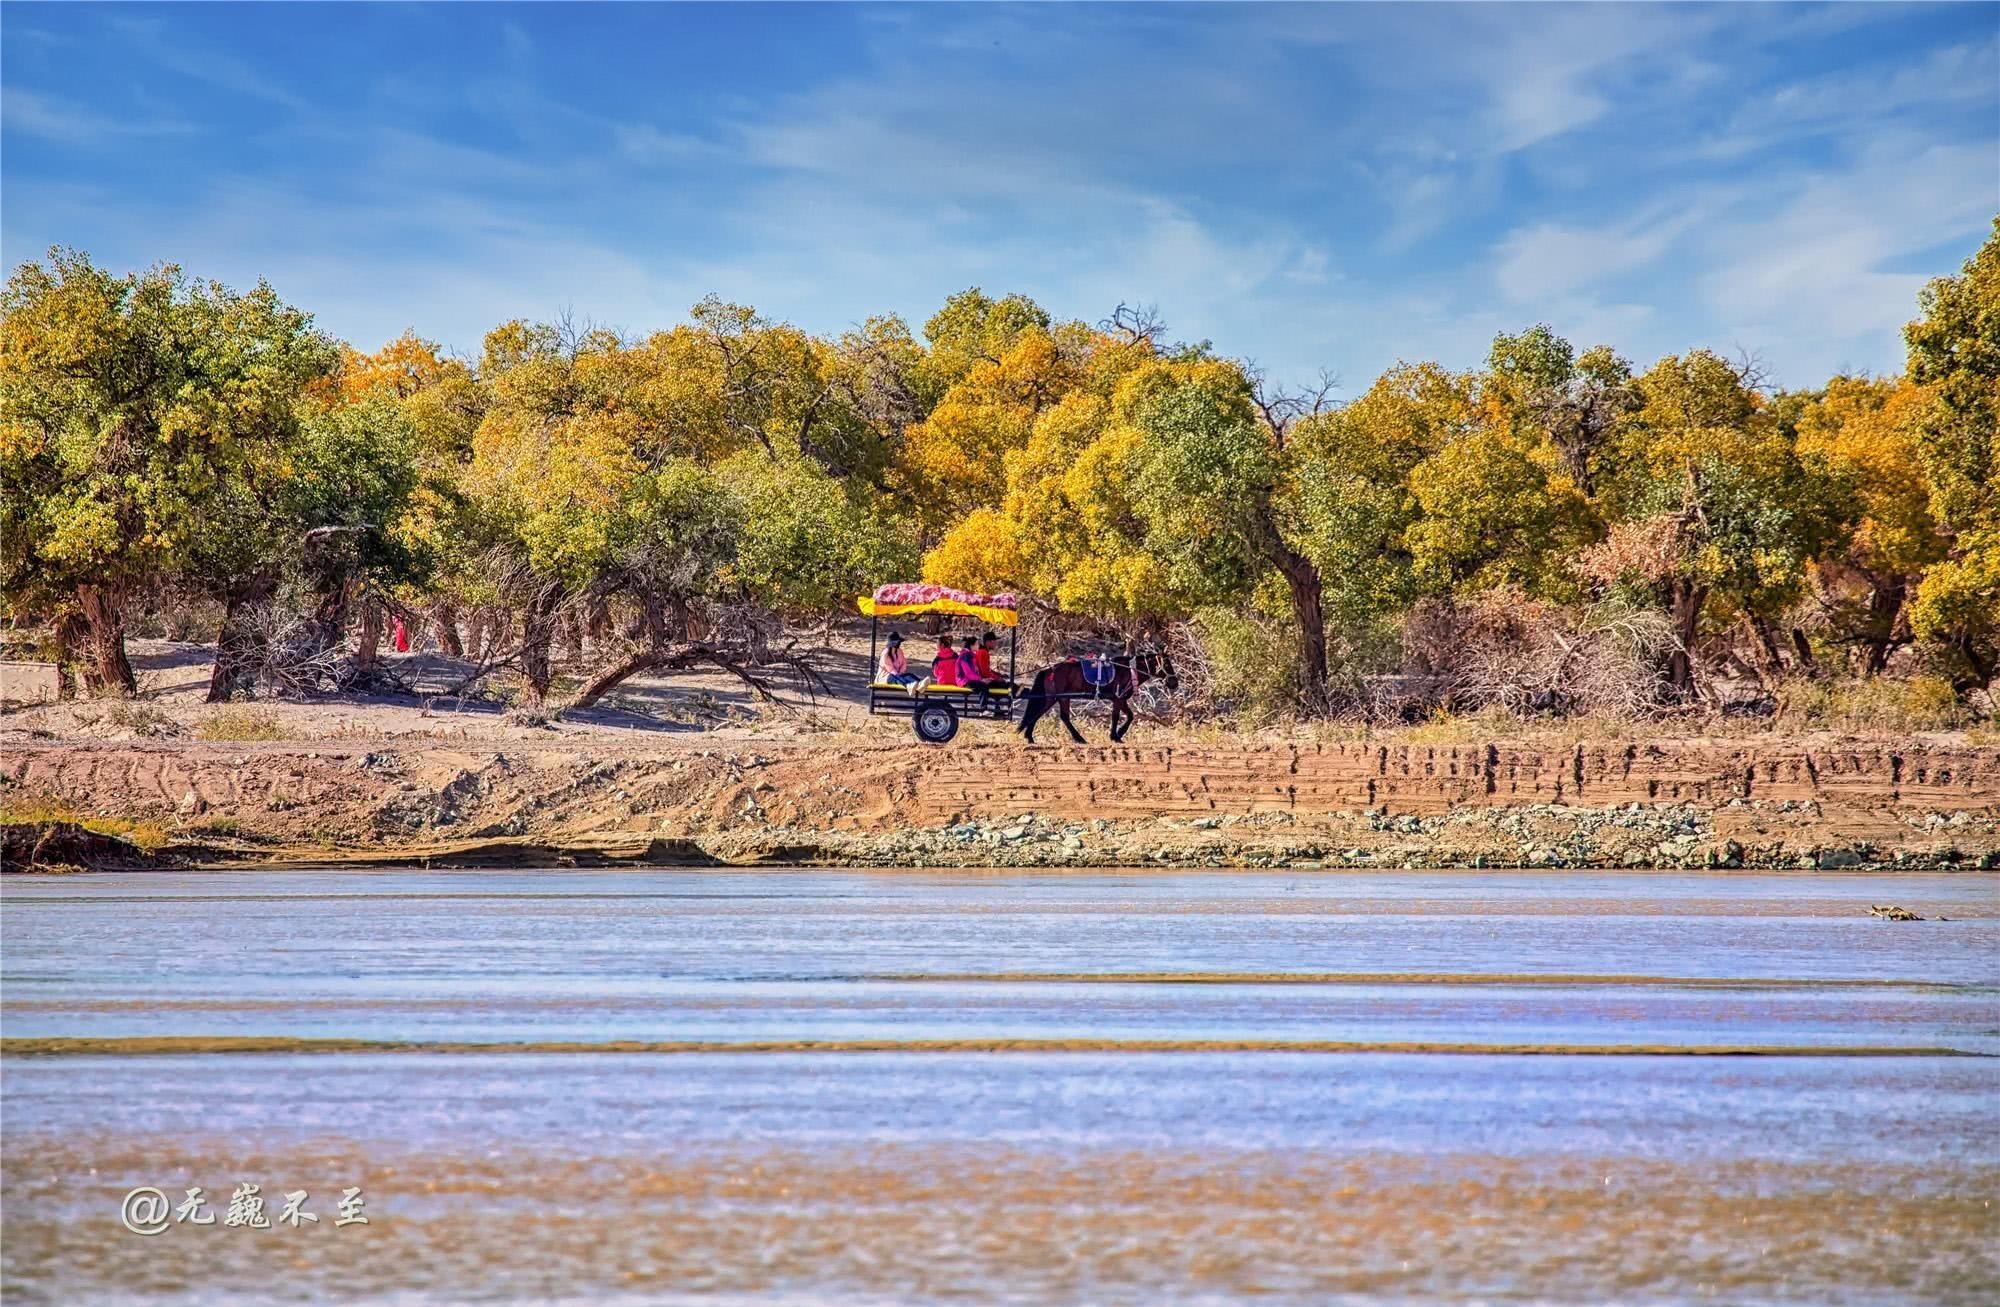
[5,736,2000,870]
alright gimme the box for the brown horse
[1016,648,1178,743]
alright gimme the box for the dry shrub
[1573,513,1688,588]
[1183,609,1300,724]
[1773,674,1967,733]
[105,701,179,738]
[214,600,351,698]
[1402,588,1674,720]
[129,593,225,643]
[194,705,285,741]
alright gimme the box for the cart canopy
[857,583,1019,627]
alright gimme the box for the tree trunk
[647,594,676,646]
[672,595,703,643]
[309,573,359,663]
[518,589,562,708]
[1272,548,1329,709]
[206,574,277,703]
[354,598,384,671]
[1664,581,1705,696]
[1789,627,1816,674]
[1860,576,1906,677]
[434,604,464,659]
[75,584,136,697]
[206,601,248,702]
[565,648,674,713]
[1953,632,1994,691]
[1748,614,1788,675]
[51,609,89,701]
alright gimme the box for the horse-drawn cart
[860,584,1020,744]
[859,583,1178,746]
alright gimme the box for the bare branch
[1099,302,1167,346]
[1245,364,1341,446]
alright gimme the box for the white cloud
[1699,136,1998,354]
[104,15,308,112]
[1684,35,2000,162]
[1,88,193,144]
[612,123,719,166]
[1286,246,1332,286]
[6,1,1990,398]
[1494,209,1698,303]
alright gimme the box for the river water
[3,869,1996,1304]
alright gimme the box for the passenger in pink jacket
[877,631,920,687]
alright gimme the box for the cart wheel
[912,701,959,745]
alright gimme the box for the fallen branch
[556,640,827,716]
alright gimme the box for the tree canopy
[6,222,1999,714]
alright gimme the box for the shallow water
[4,869,1997,1304]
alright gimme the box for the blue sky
[3,2,1995,390]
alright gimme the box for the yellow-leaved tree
[1792,377,1942,673]
[1904,219,2000,687]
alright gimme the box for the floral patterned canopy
[856,583,1020,626]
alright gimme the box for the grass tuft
[0,798,171,853]
[194,705,285,742]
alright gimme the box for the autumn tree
[467,320,717,705]
[1127,363,1355,700]
[728,448,917,618]
[897,324,1082,542]
[189,394,423,700]
[1577,350,1853,690]
[1484,325,1639,495]
[1790,377,1942,674]
[1403,329,1634,602]
[0,250,338,693]
[1904,219,2000,687]
[919,288,1051,394]
[923,344,1178,616]
[462,305,881,711]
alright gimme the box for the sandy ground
[3,632,899,745]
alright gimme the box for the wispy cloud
[612,123,721,167]
[105,15,308,112]
[2,2,1991,393]
[1494,207,1705,304]
[1699,135,1997,347]
[1683,34,2000,162]
[1,87,193,144]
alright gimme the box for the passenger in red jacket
[929,636,961,687]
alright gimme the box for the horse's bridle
[1123,647,1180,692]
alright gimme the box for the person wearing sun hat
[877,630,920,687]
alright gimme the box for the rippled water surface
[4,869,1997,1304]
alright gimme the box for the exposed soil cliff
[5,738,1997,871]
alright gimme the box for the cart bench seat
[867,681,1015,721]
